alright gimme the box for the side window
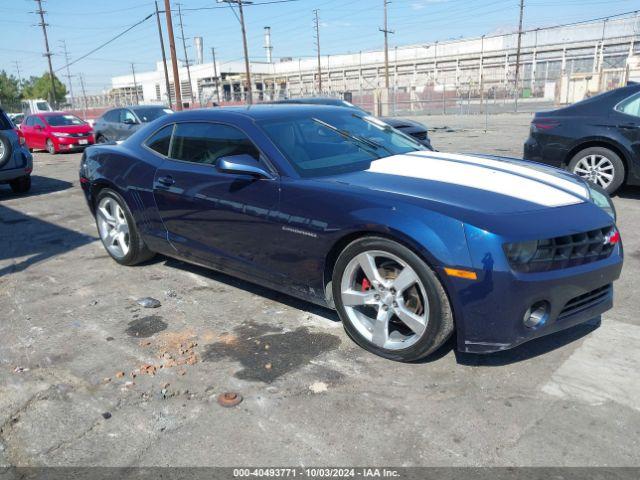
[24,116,33,126]
[103,110,118,122]
[616,93,640,118]
[34,117,46,128]
[169,122,260,165]
[120,110,136,124]
[145,124,174,156]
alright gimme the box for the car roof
[164,104,357,122]
[39,111,73,117]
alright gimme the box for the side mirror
[123,118,137,125]
[216,154,273,179]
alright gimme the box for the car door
[102,109,120,141]
[151,121,282,281]
[32,116,47,149]
[20,116,34,148]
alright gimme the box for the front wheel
[568,147,625,194]
[332,236,454,362]
[95,189,155,266]
[46,139,57,155]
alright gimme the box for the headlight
[588,183,616,221]
[52,132,70,137]
[503,240,539,264]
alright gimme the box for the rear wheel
[95,189,155,265]
[568,146,624,194]
[96,134,108,144]
[9,175,31,194]
[46,138,56,155]
[332,236,453,362]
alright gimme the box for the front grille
[558,284,611,320]
[68,133,88,138]
[505,226,615,273]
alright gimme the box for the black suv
[0,108,33,193]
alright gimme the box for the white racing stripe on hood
[367,154,584,207]
[412,150,589,198]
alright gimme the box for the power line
[53,13,154,73]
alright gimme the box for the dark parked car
[524,83,640,193]
[270,97,433,149]
[0,108,33,193]
[94,106,173,143]
[80,105,621,362]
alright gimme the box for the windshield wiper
[312,118,383,157]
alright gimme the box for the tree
[22,72,67,105]
[0,71,21,110]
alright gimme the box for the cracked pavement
[0,113,639,466]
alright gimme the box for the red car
[20,112,94,154]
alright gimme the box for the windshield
[133,107,172,123]
[259,111,423,177]
[45,114,85,126]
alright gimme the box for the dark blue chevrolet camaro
[80,105,623,361]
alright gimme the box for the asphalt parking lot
[1,112,639,467]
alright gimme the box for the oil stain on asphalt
[202,322,341,383]
[125,315,168,338]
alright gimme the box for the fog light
[523,301,550,329]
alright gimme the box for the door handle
[617,123,639,130]
[157,175,175,187]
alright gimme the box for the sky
[1,0,638,94]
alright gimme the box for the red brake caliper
[361,278,371,292]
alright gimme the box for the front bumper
[54,135,94,151]
[446,223,623,354]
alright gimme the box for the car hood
[320,150,590,216]
[49,124,93,134]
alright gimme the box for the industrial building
[105,14,640,113]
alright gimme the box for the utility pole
[220,0,252,104]
[313,9,322,93]
[34,0,57,107]
[513,0,525,111]
[131,63,140,105]
[155,0,173,109]
[14,61,22,85]
[60,41,74,108]
[211,47,221,104]
[380,0,394,90]
[176,3,195,105]
[164,0,182,110]
[79,73,88,121]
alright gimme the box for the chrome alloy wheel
[97,196,130,259]
[340,250,429,350]
[573,154,614,189]
[0,141,5,159]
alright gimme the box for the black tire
[96,134,107,144]
[95,188,155,266]
[0,131,13,168]
[46,138,56,155]
[9,175,31,194]
[332,236,454,362]
[568,146,625,194]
